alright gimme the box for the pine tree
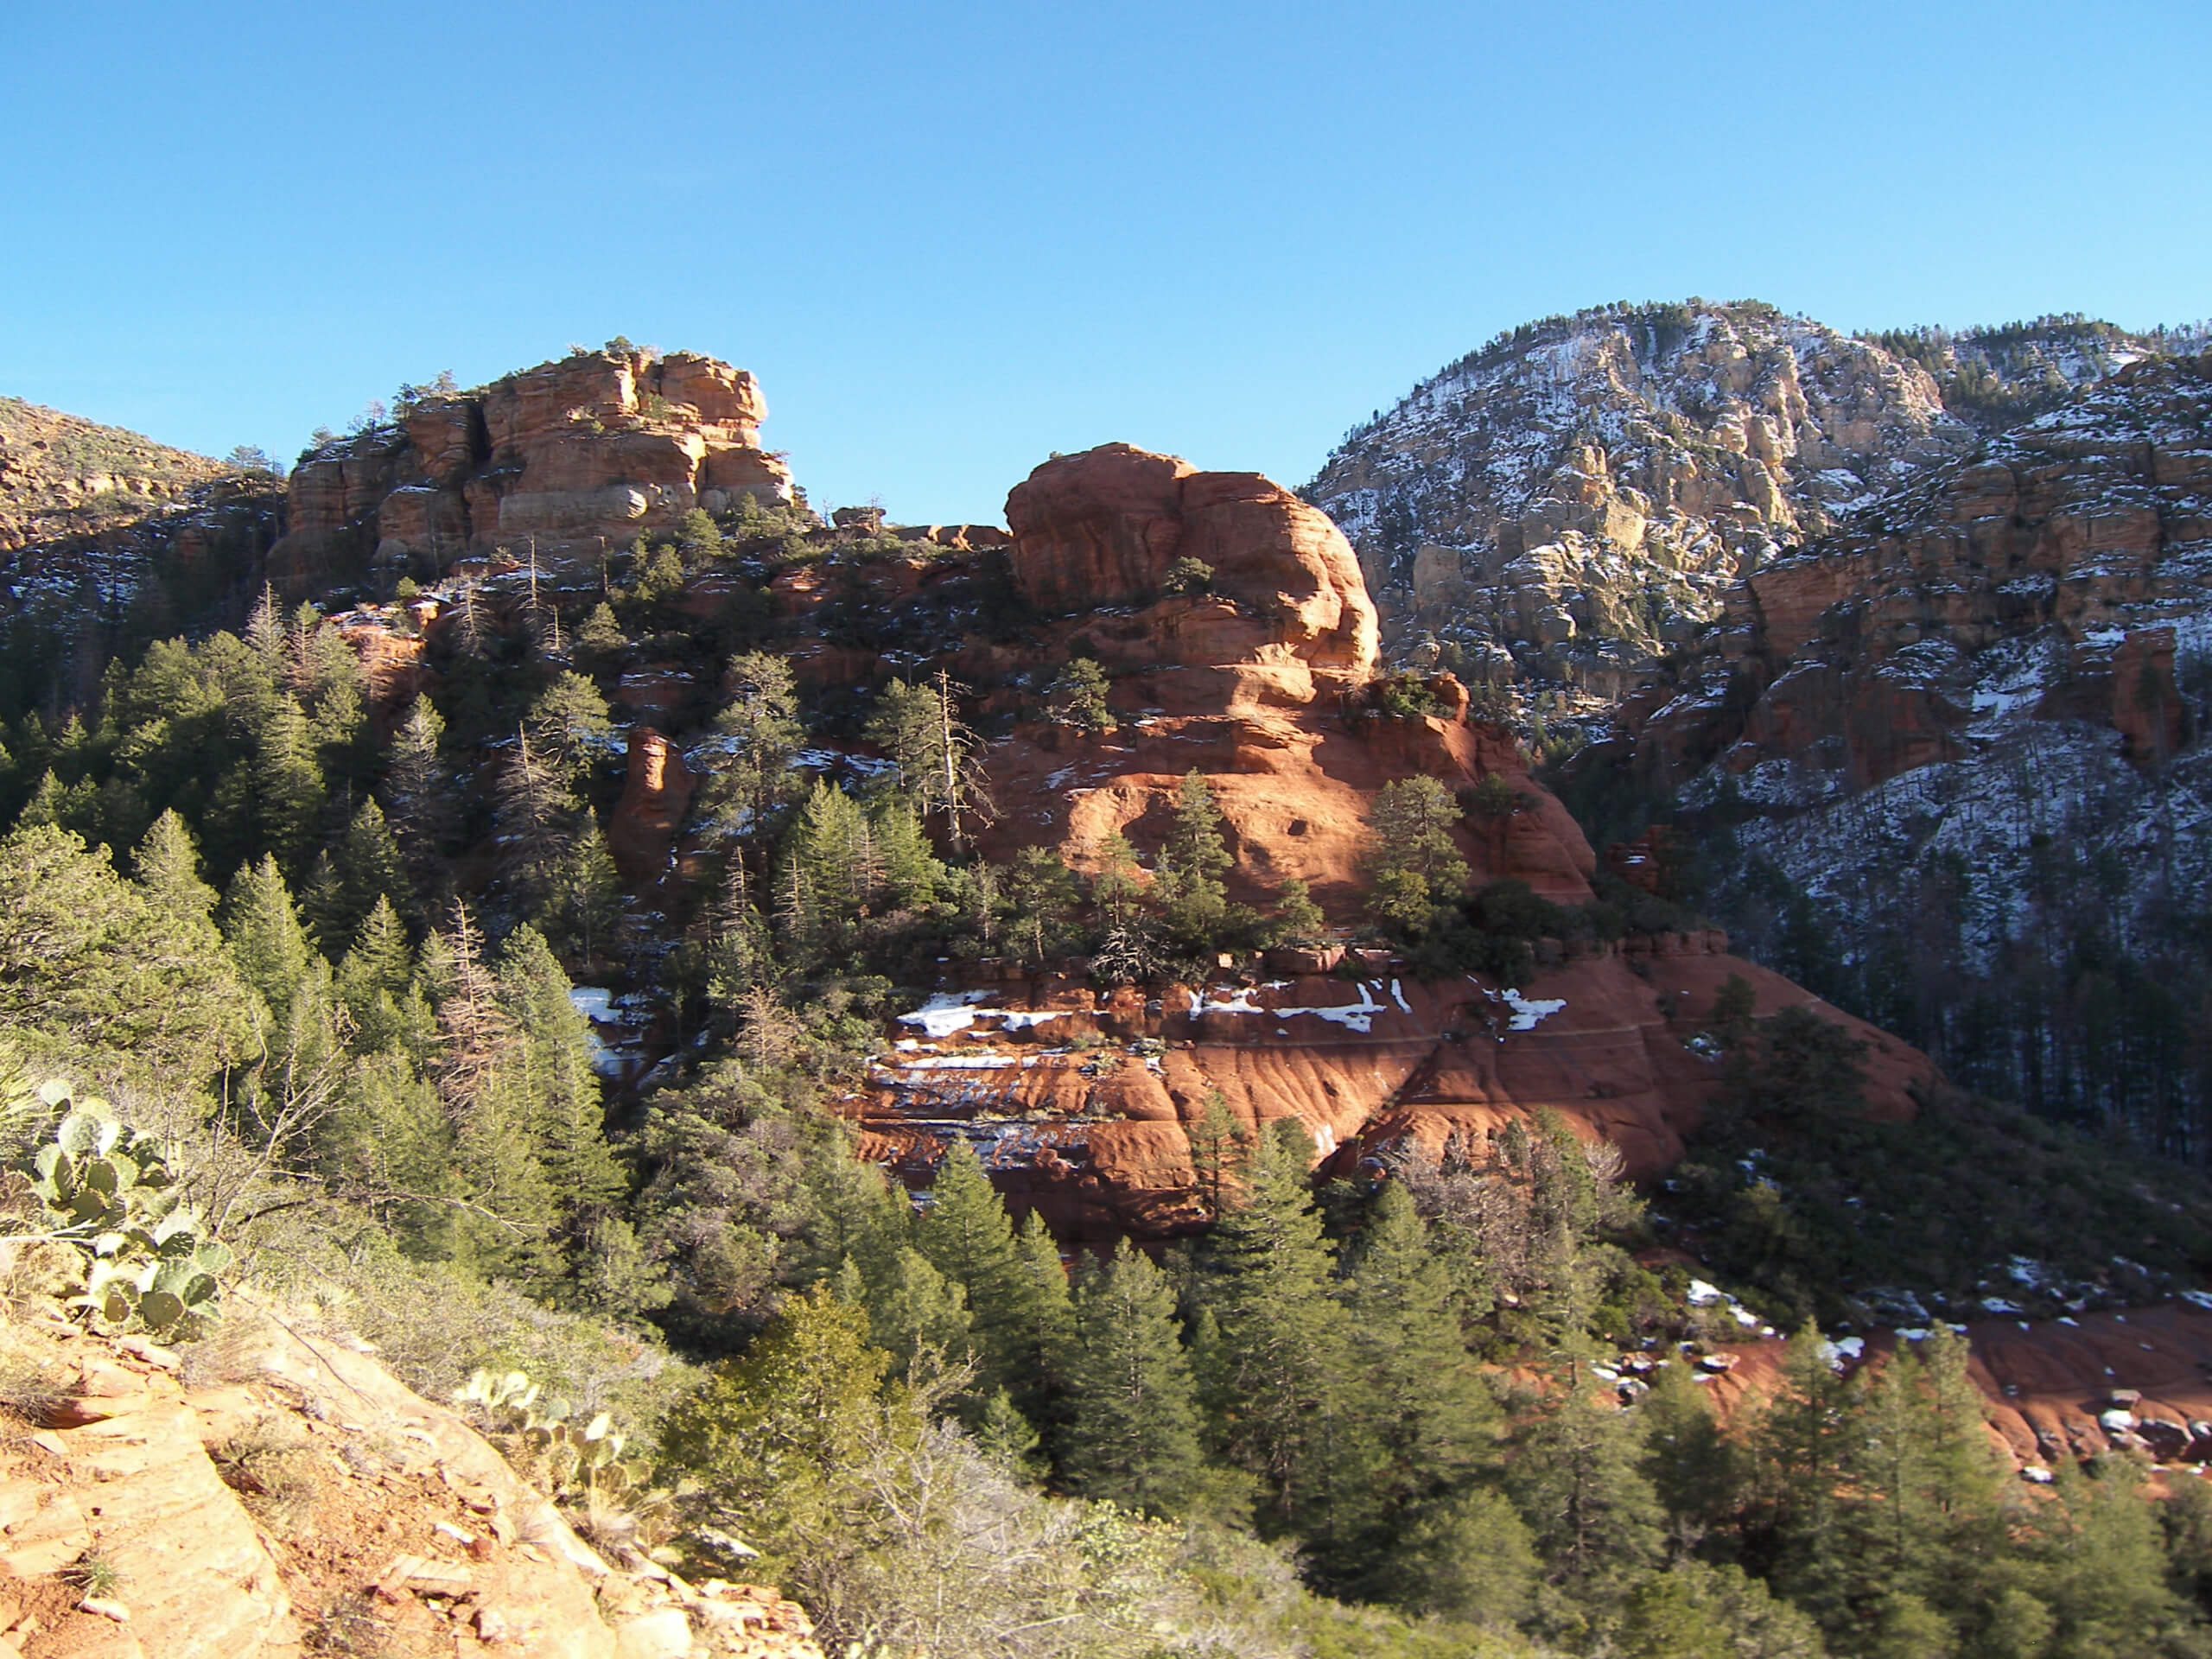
[868,798,944,916]
[776,780,880,963]
[496,730,580,914]
[1088,832,1145,928]
[494,925,626,1287]
[381,698,455,892]
[1156,771,1233,946]
[131,809,219,925]
[1006,1211,1076,1431]
[1186,1089,1251,1218]
[797,1122,911,1287]
[1267,878,1328,947]
[335,895,430,1055]
[223,854,321,1021]
[1001,846,1077,966]
[1044,657,1116,732]
[1844,1326,2010,1628]
[1639,1356,1749,1549]
[862,672,994,852]
[1194,1117,1376,1536]
[1363,775,1470,924]
[864,1244,974,1380]
[0,823,251,1077]
[1061,1239,1204,1516]
[708,651,803,831]
[524,671,615,789]
[252,692,327,874]
[575,602,628,670]
[660,1285,912,1585]
[1504,1369,1664,1616]
[913,1140,1024,1376]
[303,797,412,950]
[1338,1185,1499,1536]
[1751,1327,1859,1626]
[221,852,338,1105]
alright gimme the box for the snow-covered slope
[1306,300,1971,693]
[1589,352,2212,1135]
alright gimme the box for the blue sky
[4,1,2207,525]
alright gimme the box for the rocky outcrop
[269,349,798,596]
[1600,353,2212,798]
[608,728,696,887]
[842,443,1941,1240]
[1006,444,1378,709]
[0,1306,822,1659]
[1306,301,1973,689]
[856,944,1928,1242]
[1306,303,2212,721]
[0,397,231,556]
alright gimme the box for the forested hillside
[5,347,2212,1656]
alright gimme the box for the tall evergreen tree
[1337,1183,1501,1570]
[252,691,327,875]
[1062,1239,1204,1516]
[1751,1328,1860,1627]
[1156,770,1232,946]
[1505,1369,1665,1637]
[335,895,430,1056]
[1194,1117,1376,1538]
[913,1140,1024,1376]
[382,698,455,889]
[223,854,321,1023]
[131,808,219,926]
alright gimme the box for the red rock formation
[0,1311,822,1657]
[268,349,798,595]
[607,727,694,887]
[1605,353,2212,796]
[849,443,1942,1240]
[1005,445,1378,700]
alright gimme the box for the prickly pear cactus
[10,1080,232,1338]
[454,1367,671,1543]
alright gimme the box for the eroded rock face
[1306,302,1973,688]
[1006,444,1378,698]
[0,1308,822,1659]
[842,443,1940,1240]
[608,728,696,887]
[270,349,797,596]
[856,934,1929,1243]
[1592,353,2212,850]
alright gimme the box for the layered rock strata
[270,349,797,595]
[1306,301,1973,686]
[837,443,1937,1238]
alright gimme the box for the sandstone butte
[0,1308,821,1659]
[268,347,798,598]
[817,442,1936,1240]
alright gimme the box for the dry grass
[213,1414,326,1528]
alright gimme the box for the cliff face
[0,398,231,556]
[270,349,798,597]
[1306,301,1973,693]
[0,402,283,709]
[841,444,1935,1241]
[1306,303,2212,712]
[1579,353,2212,1119]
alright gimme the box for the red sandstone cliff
[269,349,798,596]
[839,444,1939,1240]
